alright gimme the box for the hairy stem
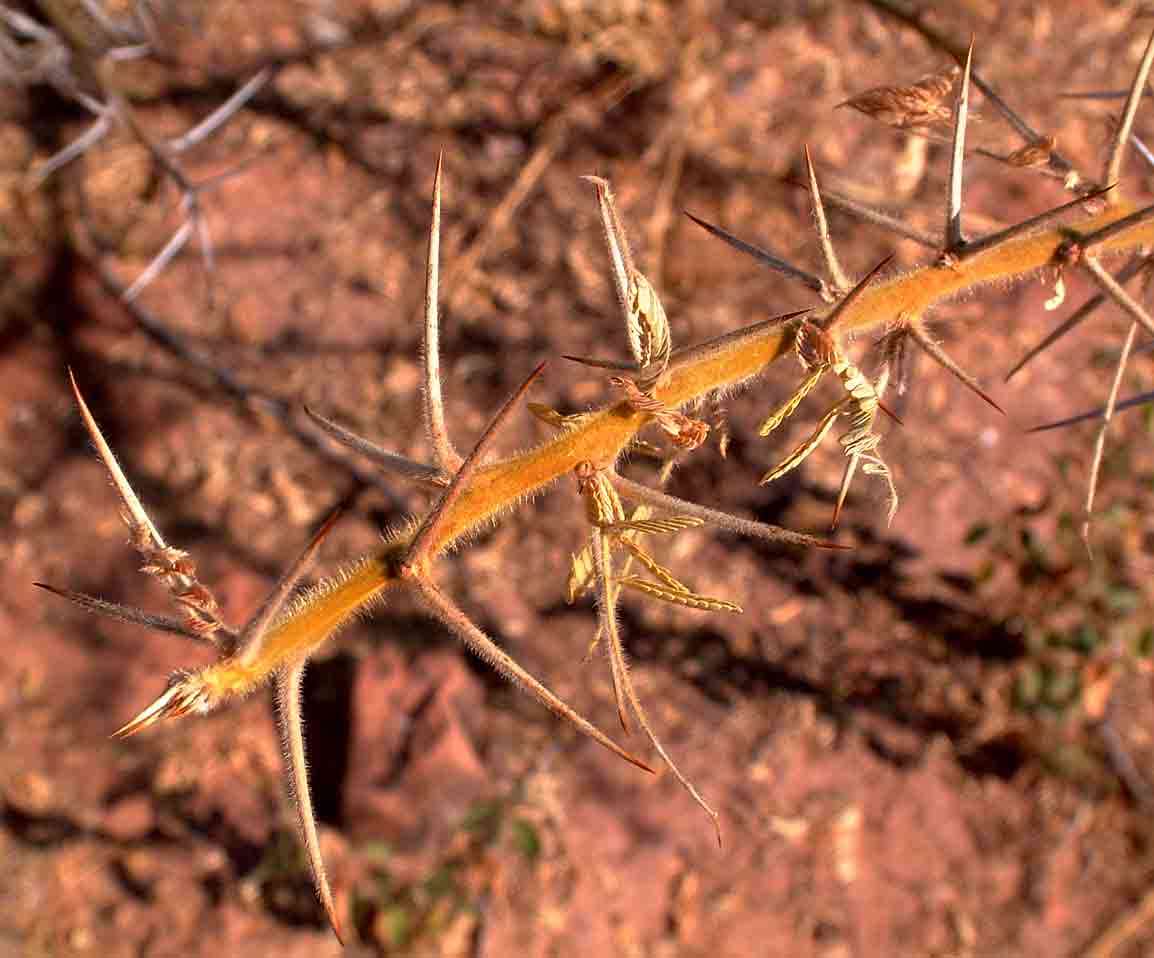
[200,201,1154,699]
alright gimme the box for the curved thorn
[276,664,344,945]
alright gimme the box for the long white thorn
[804,145,850,295]
[593,528,631,733]
[31,109,113,184]
[123,218,195,303]
[303,406,449,488]
[812,187,939,249]
[1082,256,1154,339]
[611,475,846,550]
[1005,255,1147,382]
[1083,321,1139,552]
[583,175,637,334]
[69,370,166,548]
[169,69,271,154]
[945,39,974,252]
[423,153,461,471]
[1104,27,1154,200]
[599,591,723,847]
[276,664,344,945]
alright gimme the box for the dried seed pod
[840,66,958,130]
[618,538,692,593]
[760,367,824,436]
[576,459,627,527]
[567,501,659,603]
[760,400,846,485]
[1005,135,1057,168]
[628,271,672,378]
[583,176,673,385]
[617,576,742,613]
[608,516,703,536]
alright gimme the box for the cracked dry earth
[5,1,1154,956]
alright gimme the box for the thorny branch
[38,7,1154,946]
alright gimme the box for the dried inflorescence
[40,12,1154,946]
[754,261,901,529]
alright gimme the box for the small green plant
[38,6,1154,945]
[349,798,534,951]
[962,502,1152,803]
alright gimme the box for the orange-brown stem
[199,199,1154,699]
